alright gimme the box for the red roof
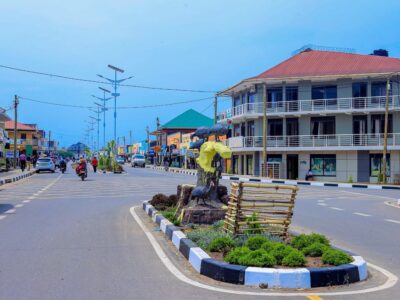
[254,50,400,79]
[5,120,36,131]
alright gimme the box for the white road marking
[353,212,371,217]
[130,205,398,297]
[317,203,327,206]
[15,204,24,208]
[385,219,400,224]
[4,209,16,214]
[0,215,7,220]
[22,200,31,203]
[329,207,344,211]
[28,196,35,200]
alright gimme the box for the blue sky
[1,0,400,147]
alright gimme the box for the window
[267,154,282,162]
[232,155,239,174]
[20,133,27,140]
[286,87,298,101]
[370,154,390,177]
[312,86,337,99]
[371,82,388,97]
[311,117,335,135]
[310,154,336,176]
[371,114,392,135]
[247,121,255,136]
[268,119,283,136]
[233,124,241,137]
[233,96,241,107]
[246,155,253,175]
[267,88,283,103]
[352,82,367,97]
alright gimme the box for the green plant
[260,240,277,252]
[271,243,295,264]
[162,207,180,226]
[322,249,353,266]
[212,220,225,230]
[99,155,105,170]
[302,242,329,257]
[208,236,236,254]
[290,233,330,250]
[281,249,307,267]
[187,228,232,250]
[245,236,269,250]
[347,175,353,183]
[224,247,251,264]
[378,172,384,183]
[238,249,277,267]
[245,213,263,234]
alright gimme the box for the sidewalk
[147,165,400,190]
[0,168,36,185]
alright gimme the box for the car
[131,154,145,168]
[36,158,56,173]
[116,156,125,165]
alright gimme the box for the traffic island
[142,201,368,289]
[0,170,36,186]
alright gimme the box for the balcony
[227,134,400,151]
[219,96,400,122]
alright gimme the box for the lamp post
[89,115,100,152]
[92,87,112,149]
[97,65,133,154]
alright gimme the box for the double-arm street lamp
[92,87,112,149]
[97,65,133,153]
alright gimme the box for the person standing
[91,156,98,173]
[19,152,27,172]
[26,155,32,171]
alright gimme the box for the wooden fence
[224,182,298,238]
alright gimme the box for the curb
[0,170,36,186]
[146,166,400,190]
[142,201,368,289]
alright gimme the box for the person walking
[26,155,32,171]
[19,152,27,172]
[91,156,98,173]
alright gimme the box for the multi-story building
[5,121,47,156]
[218,48,400,183]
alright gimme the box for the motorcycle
[78,168,87,181]
[60,161,67,174]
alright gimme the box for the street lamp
[89,115,100,152]
[92,87,112,149]
[97,65,133,153]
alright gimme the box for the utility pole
[48,130,52,155]
[13,95,19,168]
[146,125,150,164]
[262,84,268,177]
[382,77,390,184]
[129,130,132,145]
[214,95,218,125]
[93,87,112,149]
[89,115,100,151]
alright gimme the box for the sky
[1,0,400,148]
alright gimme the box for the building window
[246,155,253,175]
[311,117,335,135]
[371,114,392,135]
[352,82,367,97]
[268,119,283,136]
[310,154,336,176]
[20,133,27,140]
[312,86,337,100]
[370,154,390,177]
[233,124,241,137]
[286,87,298,101]
[232,155,239,174]
[233,96,241,107]
[267,88,283,103]
[371,82,388,97]
[247,121,255,136]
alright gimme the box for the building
[151,109,214,166]
[217,48,400,183]
[67,142,88,157]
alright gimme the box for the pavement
[0,165,399,299]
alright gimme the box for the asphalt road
[0,166,398,300]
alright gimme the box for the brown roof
[253,50,400,79]
[5,121,37,131]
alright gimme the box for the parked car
[36,158,56,173]
[131,154,146,168]
[116,156,125,165]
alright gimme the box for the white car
[116,156,125,165]
[131,154,145,168]
[36,158,56,173]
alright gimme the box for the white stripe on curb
[189,247,210,273]
[172,231,186,249]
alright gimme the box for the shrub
[161,207,180,226]
[150,193,177,211]
[260,240,277,252]
[238,249,277,267]
[291,233,330,250]
[245,236,269,250]
[322,249,353,266]
[224,247,251,264]
[271,243,295,264]
[208,236,236,254]
[245,213,263,234]
[282,250,307,267]
[302,242,329,257]
[212,220,225,230]
[187,228,232,250]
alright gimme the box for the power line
[0,64,217,93]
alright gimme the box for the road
[0,166,398,300]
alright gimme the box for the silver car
[131,154,145,168]
[36,158,56,173]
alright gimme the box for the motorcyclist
[59,157,67,171]
[76,157,87,176]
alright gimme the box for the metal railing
[228,134,400,149]
[219,95,400,121]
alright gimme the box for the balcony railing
[219,95,400,121]
[228,134,400,149]
[9,139,42,146]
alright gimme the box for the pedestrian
[305,169,314,181]
[91,156,98,173]
[26,155,32,171]
[19,152,26,172]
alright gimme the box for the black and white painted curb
[0,170,36,186]
[142,201,368,289]
[147,165,400,190]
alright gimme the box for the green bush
[271,243,295,264]
[245,213,263,234]
[260,240,277,252]
[282,249,307,267]
[290,233,330,250]
[212,220,225,230]
[224,247,251,264]
[161,207,180,226]
[322,249,353,266]
[238,249,277,267]
[302,242,329,257]
[245,236,269,250]
[187,228,232,250]
[208,236,236,254]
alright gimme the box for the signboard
[167,132,181,150]
[6,150,18,158]
[180,132,193,149]
[26,145,33,157]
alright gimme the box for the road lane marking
[130,205,398,297]
[318,203,327,206]
[0,215,6,220]
[307,296,323,300]
[353,212,371,217]
[15,204,24,208]
[22,200,31,203]
[4,209,16,214]
[329,207,344,211]
[385,219,400,224]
